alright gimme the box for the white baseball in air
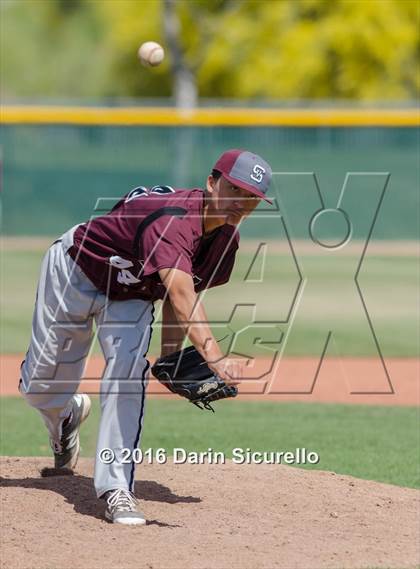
[138,41,165,67]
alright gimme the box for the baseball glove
[151,346,238,412]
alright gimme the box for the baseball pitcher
[19,149,273,525]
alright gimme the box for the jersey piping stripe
[132,207,188,258]
[129,304,155,492]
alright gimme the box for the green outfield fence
[0,105,418,238]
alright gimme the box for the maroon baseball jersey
[68,186,240,301]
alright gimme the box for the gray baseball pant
[19,226,154,497]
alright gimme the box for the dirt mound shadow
[1,456,419,569]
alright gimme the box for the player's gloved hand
[151,346,239,412]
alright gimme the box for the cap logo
[250,164,265,184]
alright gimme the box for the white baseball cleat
[104,489,146,526]
[50,394,91,470]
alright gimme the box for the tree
[1,0,418,101]
[163,0,197,108]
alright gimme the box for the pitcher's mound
[1,456,419,569]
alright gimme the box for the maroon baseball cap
[213,149,273,204]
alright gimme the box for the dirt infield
[1,456,419,569]
[1,354,419,405]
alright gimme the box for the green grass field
[1,240,418,356]
[2,241,418,503]
[1,397,419,489]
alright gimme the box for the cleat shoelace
[51,441,63,454]
[49,412,75,455]
[107,489,138,513]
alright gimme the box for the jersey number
[109,255,143,285]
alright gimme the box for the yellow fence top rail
[1,105,419,126]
